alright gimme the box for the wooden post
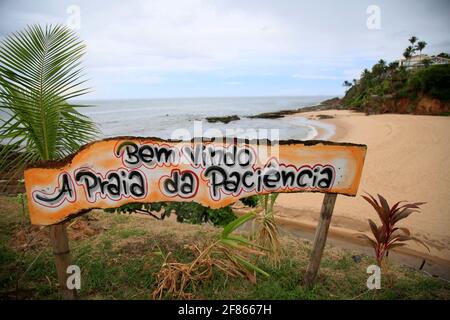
[304,193,337,289]
[49,223,78,300]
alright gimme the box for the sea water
[77,96,335,140]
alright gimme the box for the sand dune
[277,110,450,261]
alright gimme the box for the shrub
[105,201,236,227]
[358,193,429,266]
[152,212,269,299]
[240,195,259,207]
[407,65,450,100]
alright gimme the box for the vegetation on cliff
[342,37,450,115]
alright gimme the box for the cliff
[341,63,450,116]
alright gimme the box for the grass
[0,195,449,300]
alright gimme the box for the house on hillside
[399,54,450,70]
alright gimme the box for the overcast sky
[1,0,449,99]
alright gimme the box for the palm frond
[0,24,98,186]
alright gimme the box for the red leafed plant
[359,193,430,266]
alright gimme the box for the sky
[0,0,449,100]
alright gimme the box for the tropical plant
[343,80,352,88]
[416,41,427,56]
[409,36,418,46]
[358,193,429,266]
[240,195,259,208]
[253,193,281,265]
[105,201,237,227]
[403,46,413,59]
[0,24,98,184]
[407,64,450,101]
[387,61,399,71]
[152,212,269,299]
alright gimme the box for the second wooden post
[304,193,338,289]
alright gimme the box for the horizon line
[72,94,342,102]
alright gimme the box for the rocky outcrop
[319,97,342,108]
[249,97,345,119]
[416,96,449,114]
[205,115,240,124]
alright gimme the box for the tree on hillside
[415,41,427,64]
[416,41,427,56]
[409,36,418,46]
[343,80,352,88]
[388,61,399,71]
[403,46,413,59]
[372,59,387,77]
[437,52,450,59]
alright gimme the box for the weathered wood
[49,223,77,300]
[25,138,366,226]
[304,193,338,289]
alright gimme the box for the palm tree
[0,24,98,299]
[388,61,399,70]
[342,80,352,88]
[409,36,418,46]
[416,41,427,55]
[0,24,98,178]
[362,68,370,78]
[375,59,387,75]
[416,41,427,64]
[403,46,413,59]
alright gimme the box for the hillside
[340,38,450,115]
[342,63,450,115]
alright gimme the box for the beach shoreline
[276,109,450,268]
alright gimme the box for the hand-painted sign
[24,137,366,225]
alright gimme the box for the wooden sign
[24,137,366,226]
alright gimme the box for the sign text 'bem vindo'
[24,137,367,225]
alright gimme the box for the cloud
[1,0,449,98]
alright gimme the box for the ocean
[77,96,336,141]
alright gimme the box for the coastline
[276,109,450,268]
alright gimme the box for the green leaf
[232,254,270,278]
[226,235,269,251]
[221,212,255,238]
[218,238,241,249]
[0,24,98,179]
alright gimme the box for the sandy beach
[276,110,450,262]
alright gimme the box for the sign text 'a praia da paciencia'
[24,138,367,225]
